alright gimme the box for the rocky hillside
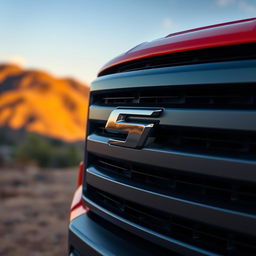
[0,64,89,142]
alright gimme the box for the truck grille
[86,60,256,256]
[89,154,256,215]
[93,83,256,109]
[87,186,256,256]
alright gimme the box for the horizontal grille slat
[89,106,256,132]
[86,186,256,256]
[90,122,256,160]
[87,134,256,183]
[89,154,256,215]
[92,83,256,109]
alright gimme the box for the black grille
[89,212,181,256]
[90,122,256,160]
[87,186,256,256]
[89,154,256,215]
[98,43,256,76]
[153,126,256,160]
[92,83,256,110]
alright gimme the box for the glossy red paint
[77,161,84,187]
[99,18,256,74]
[70,185,89,221]
[70,163,89,221]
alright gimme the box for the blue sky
[0,0,255,84]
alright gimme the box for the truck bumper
[69,212,171,256]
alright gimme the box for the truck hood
[99,18,256,75]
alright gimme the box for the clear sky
[0,0,255,84]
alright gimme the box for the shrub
[14,133,83,168]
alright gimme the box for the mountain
[0,64,89,142]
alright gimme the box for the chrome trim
[105,108,162,148]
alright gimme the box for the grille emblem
[105,108,162,148]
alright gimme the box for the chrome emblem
[105,108,162,148]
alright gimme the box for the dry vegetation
[0,167,77,256]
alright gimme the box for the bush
[14,133,83,168]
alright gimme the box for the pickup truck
[68,18,256,256]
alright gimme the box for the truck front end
[69,18,256,256]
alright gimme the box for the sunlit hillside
[0,64,89,142]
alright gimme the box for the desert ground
[0,166,77,256]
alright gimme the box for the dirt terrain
[0,167,77,256]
